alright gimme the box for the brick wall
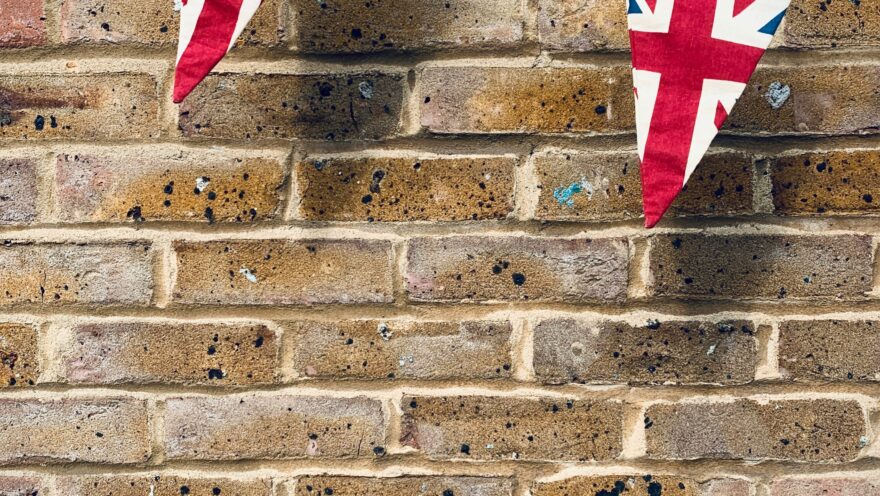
[0,0,878,495]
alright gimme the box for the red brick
[406,236,628,303]
[164,395,385,460]
[0,0,44,47]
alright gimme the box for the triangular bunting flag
[627,0,789,227]
[173,0,263,103]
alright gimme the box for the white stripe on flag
[228,0,262,52]
[176,0,206,64]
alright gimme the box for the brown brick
[537,0,629,51]
[784,0,880,47]
[61,0,283,46]
[0,398,149,464]
[164,395,385,460]
[0,242,154,306]
[778,319,880,381]
[172,239,393,305]
[55,149,288,223]
[533,318,757,385]
[296,155,516,222]
[289,0,523,53]
[648,234,872,300]
[0,324,38,388]
[0,159,37,224]
[293,476,515,496]
[726,65,880,135]
[420,66,634,134]
[769,149,880,215]
[406,236,628,303]
[645,398,865,462]
[0,74,159,140]
[400,395,623,461]
[701,480,752,496]
[0,0,45,47]
[179,73,404,141]
[60,321,278,386]
[0,477,41,495]
[286,320,513,380]
[534,151,754,221]
[57,475,272,496]
[771,478,880,496]
[531,475,697,496]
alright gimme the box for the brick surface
[536,0,629,51]
[55,149,288,223]
[400,395,623,461]
[701,479,751,496]
[0,0,44,47]
[172,239,393,305]
[293,476,515,496]
[178,73,405,141]
[784,0,880,47]
[0,159,36,224]
[533,318,757,385]
[645,398,865,462]
[727,65,880,135]
[0,242,154,306]
[0,398,149,464]
[770,149,880,215]
[533,151,754,221]
[57,475,272,496]
[531,475,698,496]
[60,321,278,386]
[164,395,385,460]
[296,155,516,222]
[0,477,41,495]
[61,0,282,46]
[406,236,628,303]
[0,74,159,140]
[289,0,523,53]
[0,324,38,388]
[648,234,873,299]
[771,478,880,496]
[286,319,512,380]
[778,319,880,381]
[420,66,634,134]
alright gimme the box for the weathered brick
[0,242,154,306]
[406,236,628,303]
[534,151,754,221]
[533,318,757,385]
[0,74,159,140]
[0,324,38,388]
[701,479,751,496]
[61,0,283,46]
[784,0,880,47]
[531,475,698,496]
[172,239,393,305]
[537,0,629,51]
[771,477,880,496]
[0,0,44,47]
[0,477,41,495]
[400,395,623,461]
[289,0,523,53]
[645,398,865,462]
[769,149,880,215]
[164,395,385,460]
[178,73,404,141]
[296,155,516,222]
[648,234,873,300]
[294,476,515,496]
[0,398,149,464]
[778,319,880,381]
[55,149,288,223]
[726,65,880,135]
[57,475,272,496]
[60,321,278,386]
[0,159,37,224]
[286,320,513,380]
[420,66,634,134]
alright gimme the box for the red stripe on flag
[173,0,244,103]
[732,0,756,16]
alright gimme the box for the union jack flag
[628,0,789,227]
[173,0,263,103]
